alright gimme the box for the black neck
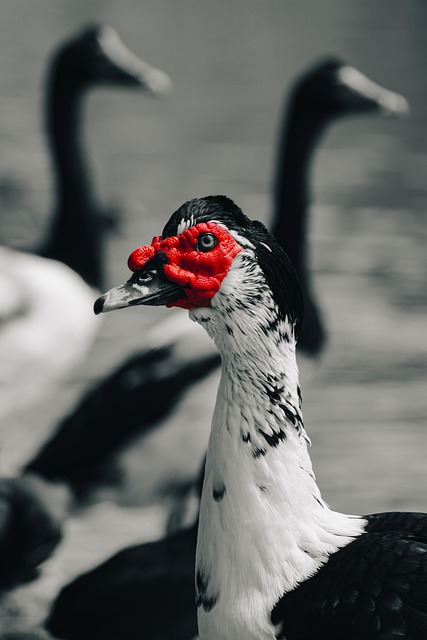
[41,56,104,289]
[271,100,326,280]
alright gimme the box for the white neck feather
[190,252,366,640]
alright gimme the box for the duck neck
[192,294,365,640]
[271,101,327,286]
[42,55,103,288]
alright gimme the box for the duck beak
[98,25,172,95]
[337,65,410,116]
[94,266,183,315]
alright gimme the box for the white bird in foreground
[95,195,427,640]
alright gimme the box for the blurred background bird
[0,19,171,637]
[0,23,171,438]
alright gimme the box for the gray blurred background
[0,0,426,621]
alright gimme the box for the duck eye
[132,268,156,284]
[197,233,217,252]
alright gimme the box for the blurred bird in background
[0,22,171,635]
[0,24,171,429]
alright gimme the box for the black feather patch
[213,483,226,502]
[253,447,267,459]
[196,569,219,612]
[271,511,427,639]
[259,428,287,448]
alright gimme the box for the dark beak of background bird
[94,264,183,314]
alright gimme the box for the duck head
[95,196,303,337]
[293,57,409,121]
[53,24,172,95]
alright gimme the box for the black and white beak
[94,264,183,315]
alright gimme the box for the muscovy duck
[92,195,427,640]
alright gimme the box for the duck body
[96,195,427,640]
[46,523,198,640]
[0,247,97,432]
[0,473,69,591]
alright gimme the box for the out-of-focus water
[0,2,426,632]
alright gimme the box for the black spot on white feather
[251,292,264,303]
[196,569,219,612]
[233,299,244,311]
[279,404,303,433]
[242,432,251,443]
[213,483,226,502]
[259,428,287,448]
[225,324,233,336]
[252,446,267,459]
[265,385,285,406]
[266,315,280,334]
[279,404,296,423]
[258,484,268,493]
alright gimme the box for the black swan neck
[270,95,329,355]
[271,101,326,272]
[42,55,104,289]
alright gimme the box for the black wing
[47,523,198,640]
[272,512,427,639]
[25,329,219,500]
[0,475,67,589]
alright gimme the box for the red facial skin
[127,222,243,310]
